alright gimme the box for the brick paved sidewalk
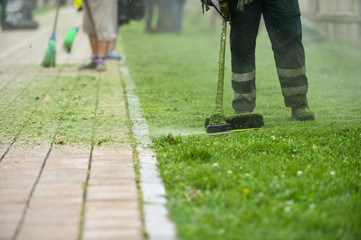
[0,7,143,240]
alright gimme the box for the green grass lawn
[120,4,361,240]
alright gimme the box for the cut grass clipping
[120,2,361,239]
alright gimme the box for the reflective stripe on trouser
[232,71,256,113]
[278,66,308,107]
[229,0,309,111]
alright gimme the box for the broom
[63,25,79,53]
[42,1,61,67]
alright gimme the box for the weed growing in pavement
[120,5,361,240]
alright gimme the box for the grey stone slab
[143,204,177,240]
[141,182,168,205]
[139,162,163,183]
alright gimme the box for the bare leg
[106,37,121,60]
[89,35,98,57]
[80,35,109,71]
[98,40,109,58]
[108,38,116,52]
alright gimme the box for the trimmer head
[205,113,264,134]
[206,123,233,134]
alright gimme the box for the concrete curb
[120,64,177,240]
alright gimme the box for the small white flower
[239,166,243,169]
[258,192,264,199]
[281,174,285,178]
[309,203,316,212]
[285,200,294,206]
[297,170,303,176]
[312,144,318,149]
[284,206,291,213]
[330,171,336,176]
[227,170,232,174]
[213,163,219,167]
[271,135,276,140]
[245,173,250,177]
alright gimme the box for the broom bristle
[63,27,79,53]
[42,34,56,67]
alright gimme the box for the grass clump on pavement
[120,3,361,240]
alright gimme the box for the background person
[80,0,117,71]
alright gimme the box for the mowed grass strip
[120,4,361,240]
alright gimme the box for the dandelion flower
[243,188,250,194]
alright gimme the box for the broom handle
[52,0,61,33]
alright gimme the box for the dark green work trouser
[229,0,309,113]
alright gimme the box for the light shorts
[83,0,117,41]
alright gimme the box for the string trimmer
[203,0,264,134]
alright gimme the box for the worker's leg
[263,0,309,109]
[229,0,262,114]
